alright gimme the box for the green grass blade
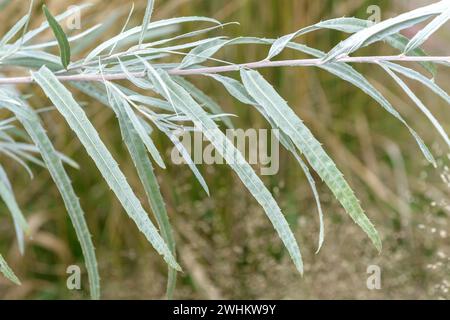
[32,66,180,271]
[42,5,71,69]
[241,69,382,252]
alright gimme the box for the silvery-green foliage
[0,0,449,299]
[0,89,100,299]
[323,0,449,62]
[0,254,20,285]
[241,69,382,250]
[32,67,180,272]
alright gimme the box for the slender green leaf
[207,74,256,105]
[173,76,234,129]
[381,64,450,149]
[42,5,71,68]
[0,14,29,47]
[292,151,324,253]
[323,1,448,62]
[107,85,178,299]
[208,74,325,251]
[310,17,437,76]
[285,42,437,166]
[118,58,153,90]
[0,175,27,254]
[266,16,437,75]
[0,254,20,285]
[1,94,100,299]
[157,70,304,274]
[405,8,450,54]
[241,69,382,251]
[108,85,166,169]
[166,130,210,196]
[71,80,178,299]
[381,61,450,105]
[139,0,155,47]
[19,4,92,44]
[109,3,135,55]
[32,66,180,271]
[179,38,228,69]
[85,16,221,62]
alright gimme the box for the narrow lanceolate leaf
[106,85,178,300]
[157,70,304,274]
[0,176,27,254]
[0,14,29,46]
[267,25,316,60]
[381,64,450,150]
[20,4,92,45]
[270,127,325,253]
[323,0,449,62]
[2,99,100,299]
[285,42,436,166]
[32,66,180,271]
[166,131,210,196]
[173,76,234,129]
[108,86,166,169]
[266,16,436,76]
[405,8,450,54]
[118,58,154,90]
[208,74,325,251]
[1,51,63,71]
[381,62,450,105]
[139,0,155,47]
[42,5,71,69]
[179,38,228,69]
[241,69,382,251]
[85,16,220,62]
[71,80,178,298]
[306,17,437,76]
[269,122,326,253]
[0,254,20,285]
[207,74,257,105]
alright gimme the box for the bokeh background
[0,0,449,299]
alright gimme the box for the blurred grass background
[0,0,449,299]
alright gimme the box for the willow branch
[0,55,448,84]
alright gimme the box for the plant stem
[0,55,449,84]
